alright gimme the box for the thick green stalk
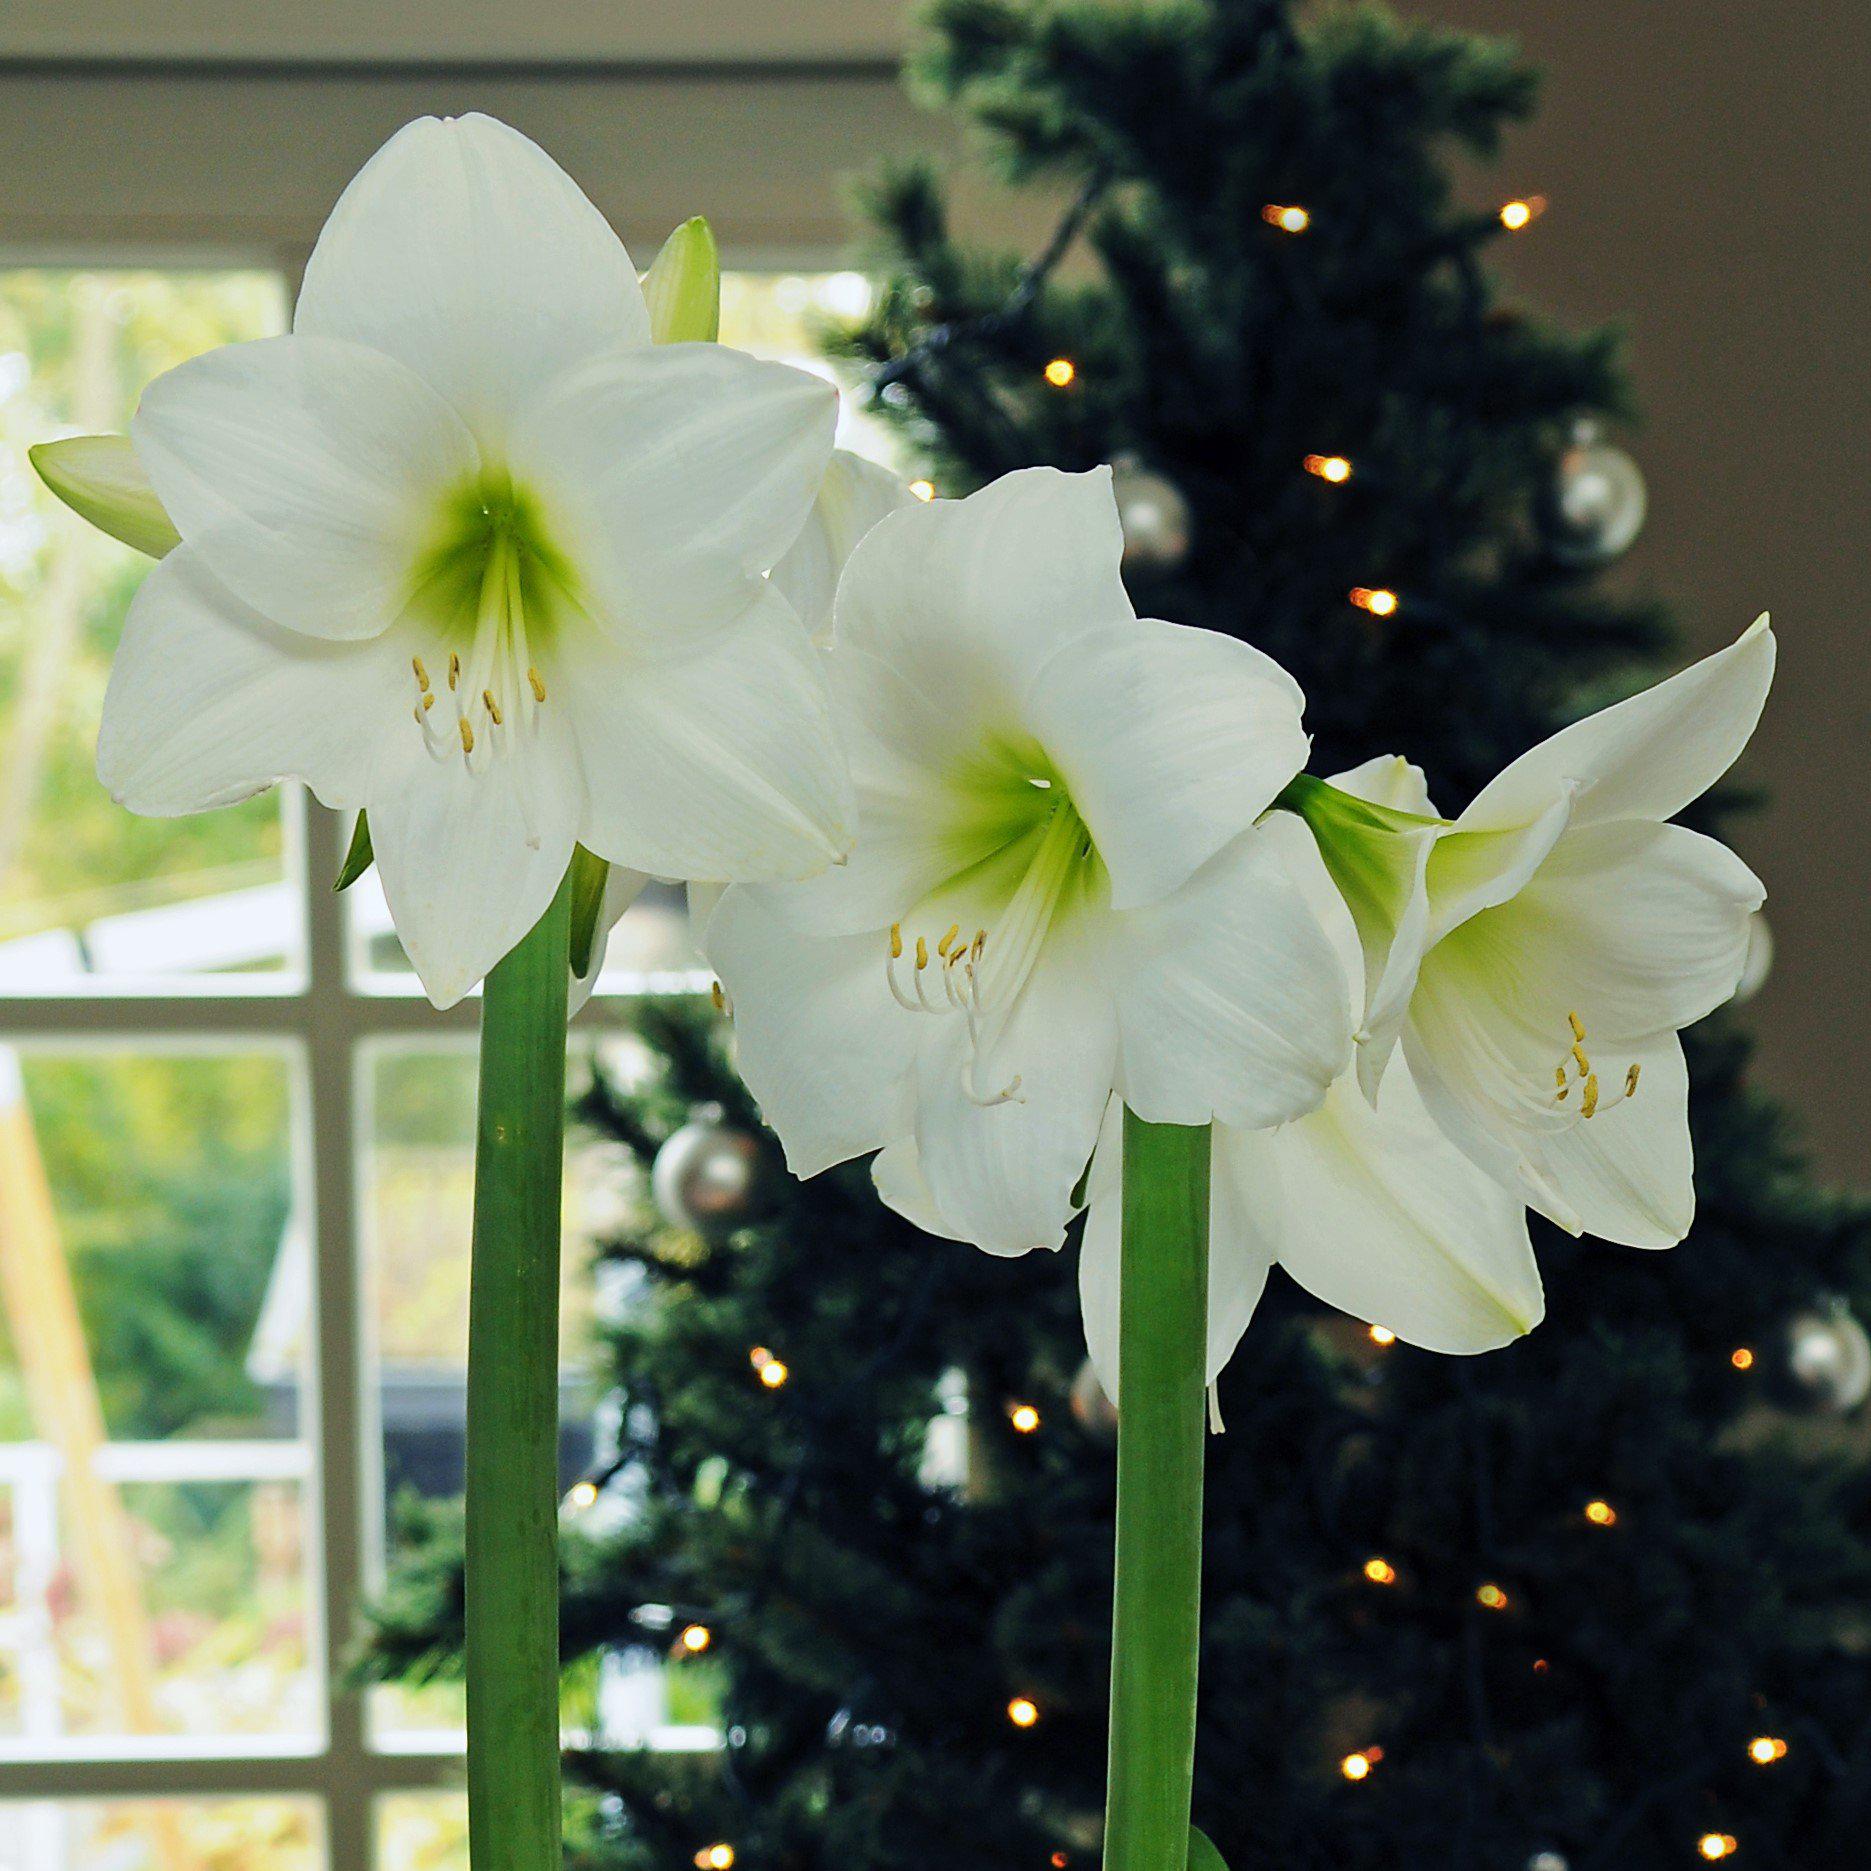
[1104,1109,1212,1871]
[466,873,573,1871]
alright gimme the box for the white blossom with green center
[86,113,853,1005]
[1287,618,1774,1247]
[705,468,1351,1256]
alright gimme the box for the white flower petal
[511,344,837,649]
[1265,1070,1543,1354]
[1424,792,1575,944]
[565,582,853,883]
[704,886,916,1178]
[367,713,583,1010]
[769,449,916,640]
[1495,819,1764,1042]
[568,864,650,1016]
[1460,616,1775,834]
[1078,1105,1276,1402]
[97,548,406,814]
[831,466,1134,722]
[871,1137,968,1241]
[912,916,1119,1256]
[295,113,649,437]
[133,334,480,642]
[1330,753,1440,818]
[1023,617,1311,910]
[1104,821,1349,1130]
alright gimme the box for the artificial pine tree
[368,3,1871,1865]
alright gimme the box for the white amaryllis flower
[703,466,1350,1255]
[1289,617,1774,1247]
[1076,811,1541,1399]
[88,113,852,1006]
[768,448,917,639]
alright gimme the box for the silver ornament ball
[651,1111,767,1232]
[1527,1855,1569,1871]
[1783,1303,1871,1414]
[1540,419,1647,566]
[1111,457,1192,572]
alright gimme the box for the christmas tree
[367,3,1871,1865]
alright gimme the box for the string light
[565,1479,600,1510]
[694,1848,736,1870]
[1340,1746,1383,1780]
[1262,203,1311,233]
[1052,1855,1070,1869]
[1043,357,1077,387]
[1531,1658,1550,1676]
[1731,1347,1755,1370]
[1363,1558,1397,1585]
[1368,1325,1397,1346]
[1748,1735,1788,1764]
[750,1346,790,1388]
[909,478,936,501]
[1007,1696,1041,1728]
[678,1623,713,1655]
[1698,1835,1738,1861]
[1349,586,1399,617]
[1476,1583,1509,1611]
[1499,194,1548,231]
[1584,1499,1618,1526]
[1304,453,1353,483]
[1008,1401,1042,1434]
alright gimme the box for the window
[0,263,891,1869]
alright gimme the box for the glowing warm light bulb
[1008,1696,1040,1728]
[1052,1855,1070,1869]
[678,1623,713,1654]
[1698,1834,1738,1860]
[566,1479,600,1510]
[1584,1500,1617,1526]
[1304,453,1353,483]
[1262,203,1311,233]
[694,1847,736,1870]
[1476,1583,1509,1611]
[1043,357,1077,388]
[1499,194,1548,231]
[1363,1558,1397,1586]
[1748,1736,1787,1764]
[759,1359,790,1389]
[1731,1347,1756,1370]
[909,478,936,501]
[1008,1402,1042,1434]
[1350,586,1400,617]
[1368,1325,1397,1346]
[1340,1746,1383,1780]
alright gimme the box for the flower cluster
[36,113,1773,1384]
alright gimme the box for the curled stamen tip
[1581,1073,1600,1119]
[459,718,475,754]
[1572,1042,1591,1074]
[937,922,960,958]
[411,655,430,688]
[889,923,903,959]
[1568,1010,1586,1041]
[914,936,929,970]
[1625,1062,1641,1096]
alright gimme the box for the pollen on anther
[484,689,503,726]
[422,693,435,712]
[412,655,430,690]
[529,666,547,703]
[448,652,461,690]
[1581,1073,1600,1119]
[459,718,475,754]
[1571,1042,1591,1075]
[1554,1067,1567,1091]
[937,923,960,958]
[915,936,929,970]
[1568,1011,1586,1041]
[890,923,904,959]
[1625,1063,1641,1097]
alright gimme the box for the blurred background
[0,5,1863,1870]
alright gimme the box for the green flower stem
[466,871,573,1871]
[1104,1109,1212,1871]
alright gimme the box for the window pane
[363,1039,622,1746]
[0,1046,317,1753]
[345,268,900,992]
[0,269,296,991]
[0,1796,321,1870]
[376,1791,466,1871]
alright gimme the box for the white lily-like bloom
[1289,617,1774,1247]
[703,466,1350,1256]
[768,448,917,640]
[1076,811,1542,1399]
[88,113,852,1006]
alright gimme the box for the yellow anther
[1581,1073,1600,1119]
[937,923,961,958]
[459,718,475,754]
[972,928,987,960]
[529,666,547,703]
[915,936,929,970]
[710,980,730,1014]
[1625,1062,1641,1097]
[412,655,430,690]
[422,693,435,711]
[1572,1042,1591,1075]
[1554,1066,1568,1091]
[1555,1084,1569,1103]
[484,689,503,726]
[448,652,461,690]
[1568,1011,1586,1042]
